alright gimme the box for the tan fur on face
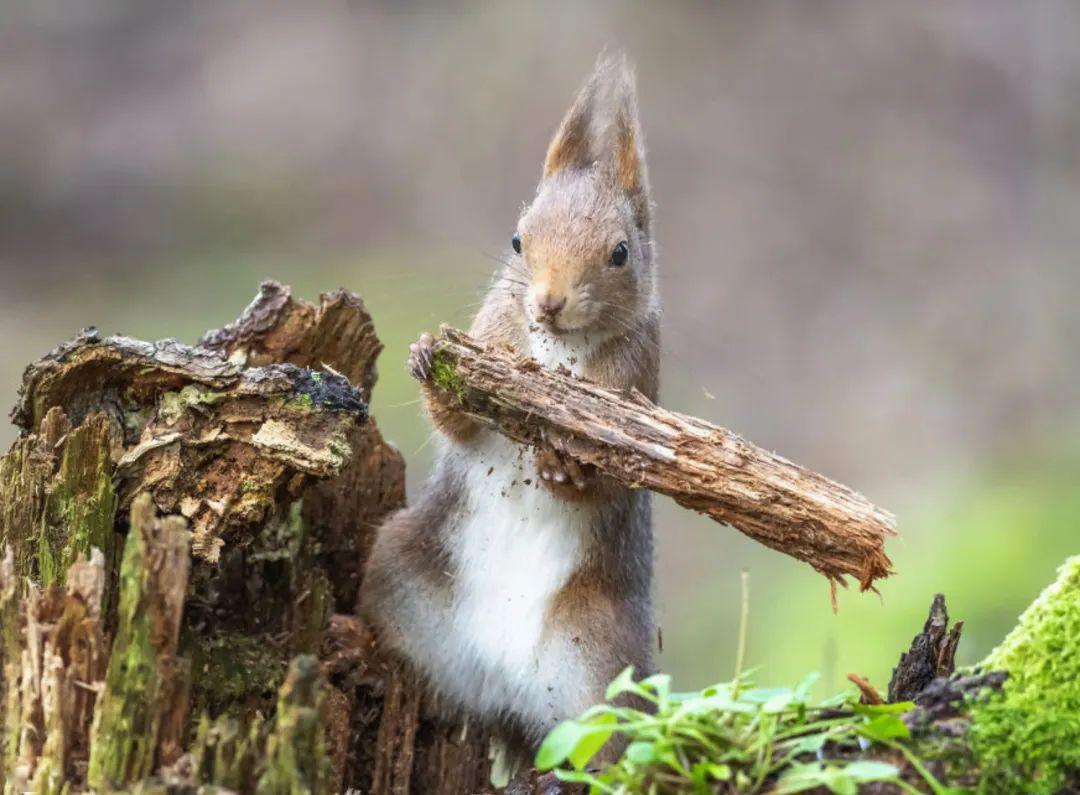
[519,171,649,337]
[518,55,654,340]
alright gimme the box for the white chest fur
[437,432,594,725]
[529,332,590,377]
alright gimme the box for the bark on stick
[425,326,896,591]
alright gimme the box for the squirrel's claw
[408,332,435,381]
[536,441,588,492]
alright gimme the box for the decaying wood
[320,613,494,795]
[198,280,406,611]
[888,593,963,703]
[0,549,108,794]
[86,493,191,791]
[198,284,496,791]
[425,326,896,591]
[0,282,511,794]
[11,324,367,564]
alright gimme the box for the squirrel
[360,54,660,763]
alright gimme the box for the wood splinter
[422,325,897,593]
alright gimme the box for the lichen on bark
[190,711,266,791]
[256,655,330,795]
[86,495,191,792]
[0,409,118,591]
[39,415,118,596]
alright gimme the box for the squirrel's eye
[610,241,629,267]
[512,233,522,254]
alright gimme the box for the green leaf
[640,673,672,706]
[843,760,900,782]
[743,686,791,704]
[794,672,821,700]
[779,762,892,795]
[536,721,585,770]
[763,691,795,713]
[706,762,731,781]
[858,713,911,742]
[786,732,828,755]
[777,763,828,793]
[553,768,615,794]
[827,775,858,795]
[605,666,640,701]
[569,713,618,770]
[577,703,621,722]
[624,741,656,765]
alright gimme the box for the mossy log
[854,572,1079,794]
[0,283,507,794]
[965,555,1080,794]
[423,326,895,591]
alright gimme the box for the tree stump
[0,282,495,794]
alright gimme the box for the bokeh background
[3,1,1078,696]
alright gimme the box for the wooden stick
[425,326,896,591]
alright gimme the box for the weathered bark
[0,283,496,794]
[0,549,107,794]
[87,493,190,790]
[888,594,962,703]
[425,326,895,591]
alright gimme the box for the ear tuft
[542,53,651,231]
[542,61,605,179]
[607,55,651,232]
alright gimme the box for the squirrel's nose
[537,294,567,321]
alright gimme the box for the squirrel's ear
[544,54,652,232]
[609,60,651,233]
[543,69,602,180]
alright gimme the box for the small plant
[536,668,953,794]
[537,575,954,794]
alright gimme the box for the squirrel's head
[513,55,654,339]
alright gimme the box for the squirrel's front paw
[408,332,435,381]
[535,439,591,496]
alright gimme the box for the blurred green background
[2,1,1078,698]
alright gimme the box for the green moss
[191,712,266,791]
[273,392,316,413]
[256,655,330,795]
[289,393,315,410]
[29,756,65,795]
[430,350,465,402]
[86,496,190,791]
[1,416,118,592]
[190,634,287,715]
[969,555,1080,794]
[40,418,117,595]
[325,435,351,468]
[159,384,227,425]
[86,516,160,789]
[37,530,59,589]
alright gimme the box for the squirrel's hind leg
[358,502,457,666]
